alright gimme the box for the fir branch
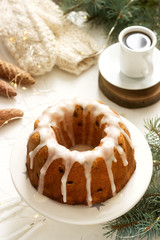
[103,117,160,240]
[60,0,85,15]
[105,0,137,44]
[144,117,160,175]
[59,0,160,48]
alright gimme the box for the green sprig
[59,0,160,47]
[103,117,160,239]
[145,117,160,175]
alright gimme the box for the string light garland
[0,2,159,238]
[0,110,24,128]
[59,0,160,48]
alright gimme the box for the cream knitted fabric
[55,20,98,75]
[0,0,58,76]
[36,0,99,75]
[0,0,99,76]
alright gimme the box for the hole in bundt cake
[70,144,93,151]
[52,105,105,152]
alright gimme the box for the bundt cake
[26,98,136,206]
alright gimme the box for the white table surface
[0,30,159,240]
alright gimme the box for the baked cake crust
[26,98,136,206]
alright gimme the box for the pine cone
[0,79,17,97]
[0,109,24,126]
[0,59,35,85]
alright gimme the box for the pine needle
[59,0,160,48]
[103,117,160,239]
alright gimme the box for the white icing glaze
[28,98,134,206]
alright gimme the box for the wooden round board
[99,72,160,108]
[98,43,160,108]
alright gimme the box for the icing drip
[82,108,87,144]
[61,105,75,147]
[61,155,75,202]
[29,124,53,169]
[116,145,128,166]
[28,98,134,205]
[56,122,67,147]
[106,158,116,196]
[87,105,94,146]
[83,155,93,206]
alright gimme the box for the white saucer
[99,43,160,90]
[10,118,152,225]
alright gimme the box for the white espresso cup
[118,26,157,78]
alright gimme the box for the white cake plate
[10,117,153,225]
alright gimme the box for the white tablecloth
[0,34,159,240]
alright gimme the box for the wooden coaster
[99,72,160,108]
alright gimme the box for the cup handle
[143,53,153,77]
